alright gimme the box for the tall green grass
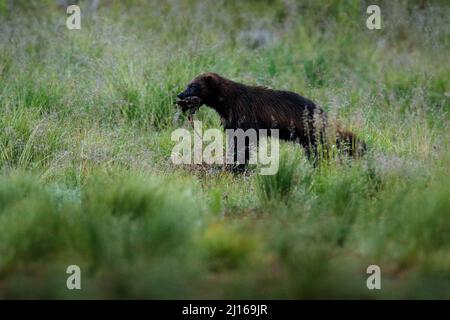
[256,147,303,203]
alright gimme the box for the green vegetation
[0,0,449,298]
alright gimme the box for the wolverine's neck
[205,77,248,125]
[206,99,230,123]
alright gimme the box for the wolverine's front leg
[225,128,258,174]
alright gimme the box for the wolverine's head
[176,72,221,117]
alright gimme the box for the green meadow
[0,0,449,298]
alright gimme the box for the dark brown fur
[177,72,366,162]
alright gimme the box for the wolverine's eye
[189,84,200,94]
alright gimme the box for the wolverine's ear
[204,73,215,85]
[203,73,218,91]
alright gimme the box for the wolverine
[176,72,366,164]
